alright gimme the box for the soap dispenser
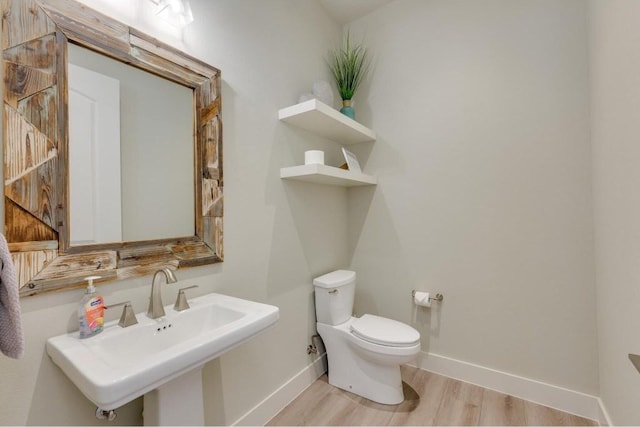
[78,276,105,338]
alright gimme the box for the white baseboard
[596,396,614,426]
[232,354,327,426]
[231,350,612,426]
[412,352,609,425]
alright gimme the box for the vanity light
[149,0,194,27]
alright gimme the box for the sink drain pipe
[95,407,117,421]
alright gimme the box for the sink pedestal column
[143,368,205,426]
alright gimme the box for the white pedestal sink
[46,293,279,425]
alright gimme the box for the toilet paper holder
[412,290,444,303]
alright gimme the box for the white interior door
[69,63,122,245]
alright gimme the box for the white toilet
[313,270,421,405]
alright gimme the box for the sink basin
[46,292,279,411]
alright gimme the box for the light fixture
[148,0,194,28]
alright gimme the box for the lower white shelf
[280,164,377,187]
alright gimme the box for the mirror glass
[67,43,195,246]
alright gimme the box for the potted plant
[328,32,370,120]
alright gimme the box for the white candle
[305,150,324,165]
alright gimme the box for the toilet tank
[313,270,355,325]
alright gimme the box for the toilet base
[318,320,418,405]
[326,353,404,405]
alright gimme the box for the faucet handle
[106,301,138,328]
[174,285,199,312]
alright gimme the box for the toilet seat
[350,314,420,347]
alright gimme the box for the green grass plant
[328,32,369,101]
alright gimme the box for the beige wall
[589,0,640,424]
[347,0,599,395]
[0,1,345,425]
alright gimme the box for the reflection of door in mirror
[69,63,122,245]
[68,43,195,246]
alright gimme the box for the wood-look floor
[267,365,599,426]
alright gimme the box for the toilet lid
[350,314,420,347]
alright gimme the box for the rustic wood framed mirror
[2,0,223,296]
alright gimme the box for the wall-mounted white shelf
[280,164,377,187]
[278,99,376,145]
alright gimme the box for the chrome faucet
[147,268,178,319]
